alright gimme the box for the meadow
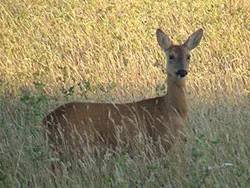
[0,0,250,187]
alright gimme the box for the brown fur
[42,28,203,156]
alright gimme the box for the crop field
[0,0,250,187]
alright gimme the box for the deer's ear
[156,29,172,51]
[184,29,203,50]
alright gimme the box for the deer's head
[156,29,203,80]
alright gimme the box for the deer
[42,28,203,156]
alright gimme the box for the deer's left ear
[184,29,203,50]
[156,29,172,51]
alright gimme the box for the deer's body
[42,28,203,155]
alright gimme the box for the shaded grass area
[1,0,250,187]
[1,94,249,187]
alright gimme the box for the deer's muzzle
[176,69,188,78]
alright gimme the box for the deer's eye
[187,55,191,60]
[169,55,175,60]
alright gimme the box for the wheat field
[0,0,250,187]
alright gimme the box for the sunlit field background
[1,0,250,187]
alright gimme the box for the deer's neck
[165,74,187,120]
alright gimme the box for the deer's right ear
[156,29,172,51]
[184,29,203,50]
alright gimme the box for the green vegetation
[0,0,249,187]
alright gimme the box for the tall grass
[0,0,249,187]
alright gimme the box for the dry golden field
[0,0,250,187]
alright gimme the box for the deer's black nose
[176,69,188,77]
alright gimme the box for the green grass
[0,0,250,187]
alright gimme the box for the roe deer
[42,28,203,156]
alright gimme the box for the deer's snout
[176,69,188,78]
